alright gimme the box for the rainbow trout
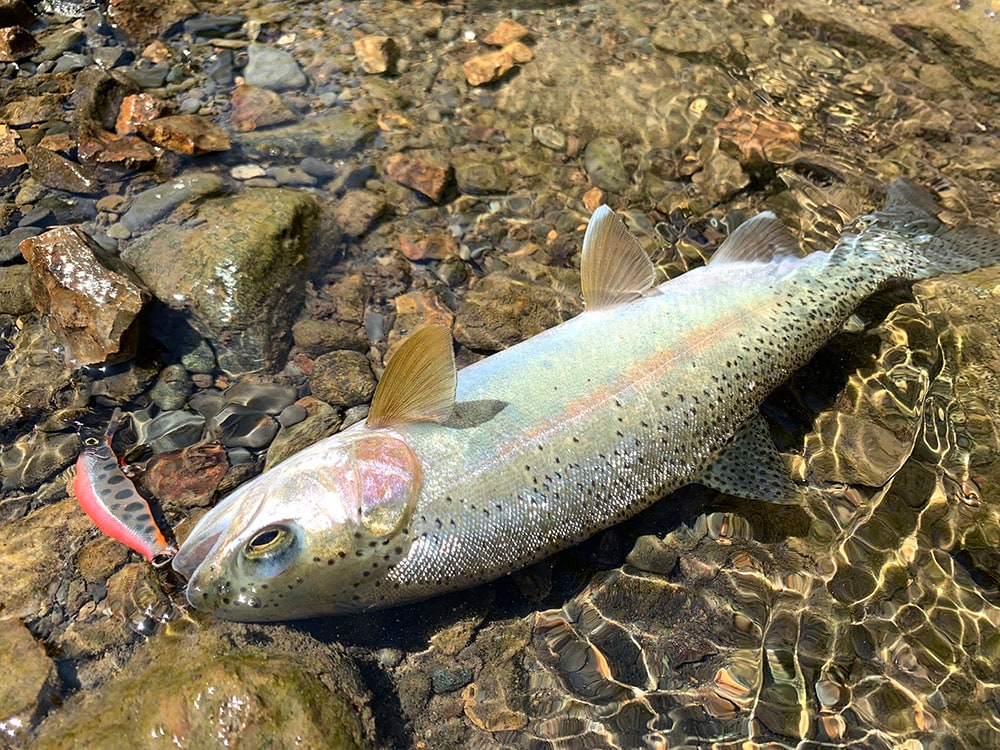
[172,179,1000,620]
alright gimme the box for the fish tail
[835,178,1000,281]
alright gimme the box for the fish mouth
[171,504,232,581]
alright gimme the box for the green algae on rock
[121,188,321,375]
[34,624,375,750]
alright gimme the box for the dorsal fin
[709,211,804,265]
[366,325,457,429]
[581,205,656,310]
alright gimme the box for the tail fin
[836,179,1000,281]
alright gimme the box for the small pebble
[230,164,267,180]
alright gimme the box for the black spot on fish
[106,474,127,486]
[123,501,144,512]
[114,488,134,501]
[143,524,155,535]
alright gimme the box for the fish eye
[246,525,290,557]
[83,436,100,446]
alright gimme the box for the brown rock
[309,350,377,408]
[78,123,159,170]
[398,230,457,261]
[0,123,26,169]
[0,25,39,62]
[140,39,172,62]
[37,131,74,153]
[139,443,229,510]
[19,226,148,366]
[106,0,199,45]
[0,0,37,27]
[292,318,367,355]
[138,114,231,156]
[332,189,385,237]
[463,42,534,86]
[582,186,604,213]
[353,35,399,74]
[484,19,531,47]
[116,93,172,135]
[23,146,101,194]
[72,68,141,132]
[76,536,130,584]
[715,107,801,168]
[0,617,59,744]
[229,84,297,133]
[1,93,66,126]
[386,290,454,362]
[385,151,452,202]
[0,264,34,315]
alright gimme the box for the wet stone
[123,188,320,374]
[209,403,280,449]
[122,60,169,89]
[484,18,531,47]
[309,350,377,408]
[121,171,225,233]
[224,381,297,415]
[116,93,172,136]
[131,408,205,454]
[138,114,231,156]
[332,189,385,238]
[0,318,72,433]
[463,42,534,86]
[237,111,376,160]
[148,363,192,410]
[34,625,375,749]
[1,93,66,127]
[75,535,130,584]
[0,25,39,62]
[24,147,100,195]
[532,123,566,152]
[0,263,34,315]
[292,318,368,356]
[0,430,78,491]
[385,151,452,202]
[19,225,148,366]
[76,124,158,171]
[244,42,307,92]
[139,442,228,509]
[0,617,59,742]
[105,0,199,46]
[229,83,297,133]
[72,68,141,132]
[454,157,511,195]
[584,136,630,193]
[399,230,457,261]
[431,666,474,695]
[353,34,399,75]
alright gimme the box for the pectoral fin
[367,325,457,429]
[697,412,802,505]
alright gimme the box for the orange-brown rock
[229,84,296,133]
[0,25,38,62]
[138,114,230,156]
[386,290,454,361]
[116,93,172,135]
[385,151,452,202]
[484,19,530,47]
[463,42,533,86]
[714,107,801,168]
[24,146,100,194]
[0,123,26,169]
[19,226,148,366]
[353,35,399,74]
[77,123,159,170]
[398,230,457,261]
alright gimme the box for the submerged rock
[121,188,321,374]
[244,43,308,92]
[19,226,148,367]
[0,617,59,744]
[237,111,376,160]
[33,625,375,749]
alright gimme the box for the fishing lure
[74,409,177,567]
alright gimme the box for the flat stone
[121,171,224,232]
[584,136,630,193]
[454,158,511,195]
[0,263,34,315]
[121,188,321,374]
[24,146,101,195]
[1,93,67,126]
[0,617,59,744]
[20,225,148,366]
[332,189,385,237]
[399,230,457,261]
[0,25,39,62]
[229,83,297,132]
[0,122,26,169]
[463,42,534,86]
[244,43,307,92]
[116,93,172,135]
[292,318,367,356]
[138,114,231,156]
[77,123,159,171]
[353,35,399,75]
[385,151,452,202]
[237,111,376,160]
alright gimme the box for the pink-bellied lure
[73,408,177,568]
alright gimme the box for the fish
[172,179,1000,621]
[74,408,177,567]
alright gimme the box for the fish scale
[173,180,1000,620]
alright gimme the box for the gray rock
[584,136,630,192]
[309,350,377,408]
[121,172,225,233]
[244,43,307,92]
[292,318,368,355]
[299,157,337,178]
[209,404,279,449]
[265,397,343,469]
[223,381,298,415]
[123,60,170,89]
[532,123,566,151]
[122,188,321,375]
[454,158,511,195]
[237,111,376,160]
[267,165,317,187]
[0,227,41,263]
[149,363,193,410]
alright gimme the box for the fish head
[172,428,421,620]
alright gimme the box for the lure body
[74,409,176,566]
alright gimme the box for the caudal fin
[841,179,1000,281]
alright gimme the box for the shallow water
[2,0,1000,747]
